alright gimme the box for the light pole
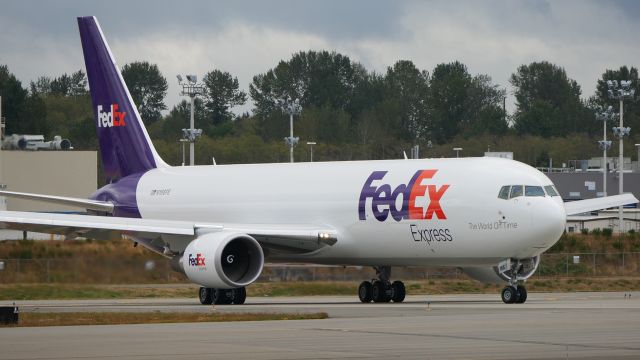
[177,74,205,165]
[453,147,463,158]
[636,144,640,171]
[595,106,615,196]
[279,97,301,163]
[607,80,635,233]
[307,141,316,162]
[179,138,189,166]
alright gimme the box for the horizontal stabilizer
[564,193,639,216]
[0,190,114,213]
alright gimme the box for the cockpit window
[509,185,523,198]
[498,186,511,200]
[525,185,545,197]
[544,185,559,197]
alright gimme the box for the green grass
[2,278,640,301]
[1,312,329,327]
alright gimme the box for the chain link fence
[0,252,639,284]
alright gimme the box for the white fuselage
[135,157,566,267]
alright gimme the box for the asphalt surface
[1,292,640,359]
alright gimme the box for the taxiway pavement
[1,292,639,359]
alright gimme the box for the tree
[250,50,367,116]
[463,74,507,136]
[121,61,168,124]
[202,70,247,126]
[0,65,28,135]
[510,61,585,136]
[384,60,430,141]
[32,71,88,97]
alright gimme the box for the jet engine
[178,232,264,289]
[462,256,540,284]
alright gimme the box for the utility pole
[607,80,635,233]
[177,75,205,165]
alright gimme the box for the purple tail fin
[78,16,166,183]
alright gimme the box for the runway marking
[310,328,640,352]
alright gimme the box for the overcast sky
[1,0,639,114]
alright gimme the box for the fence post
[566,254,569,276]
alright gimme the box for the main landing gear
[199,287,246,305]
[358,266,406,303]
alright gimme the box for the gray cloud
[1,0,639,114]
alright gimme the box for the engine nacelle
[181,232,264,289]
[462,256,540,284]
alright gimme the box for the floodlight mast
[596,106,615,197]
[279,97,301,163]
[607,79,636,233]
[177,74,205,165]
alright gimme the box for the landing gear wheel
[212,289,231,305]
[198,287,213,305]
[233,287,247,305]
[391,281,406,303]
[515,286,527,304]
[358,281,373,303]
[372,281,391,303]
[501,286,517,304]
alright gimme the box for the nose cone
[534,199,566,251]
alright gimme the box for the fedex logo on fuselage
[358,170,450,222]
[188,253,206,267]
[97,104,126,127]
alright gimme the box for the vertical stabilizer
[78,16,167,183]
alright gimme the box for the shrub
[591,228,601,236]
[580,228,589,235]
[602,228,613,237]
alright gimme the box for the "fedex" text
[358,170,449,222]
[97,104,126,128]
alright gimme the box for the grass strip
[1,278,640,301]
[1,311,328,327]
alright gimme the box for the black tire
[199,287,213,305]
[212,289,228,305]
[501,286,517,304]
[358,281,373,303]
[233,287,247,305]
[391,281,406,303]
[372,281,390,303]
[516,286,527,304]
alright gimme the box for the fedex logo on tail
[359,170,449,222]
[97,104,126,127]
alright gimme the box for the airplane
[0,16,637,305]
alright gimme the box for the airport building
[0,135,97,239]
[538,158,640,233]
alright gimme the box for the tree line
[1,54,639,168]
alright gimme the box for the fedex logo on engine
[97,104,126,128]
[358,170,450,222]
[188,253,206,267]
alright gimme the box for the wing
[0,190,113,213]
[564,193,639,216]
[0,210,337,257]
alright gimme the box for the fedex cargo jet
[0,17,636,304]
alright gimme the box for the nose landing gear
[358,266,406,303]
[499,259,529,304]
